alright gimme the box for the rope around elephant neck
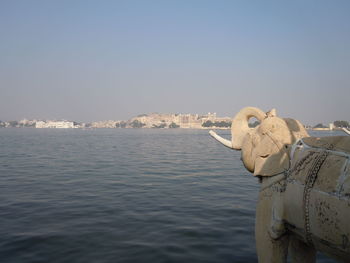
[260,172,287,192]
[259,137,345,193]
[260,139,335,245]
[280,138,335,245]
[302,142,334,245]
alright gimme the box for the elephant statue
[209,107,350,263]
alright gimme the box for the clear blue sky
[1,0,349,125]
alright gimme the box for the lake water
[0,128,342,262]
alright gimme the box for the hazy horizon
[0,110,347,127]
[1,0,349,126]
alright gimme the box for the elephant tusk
[342,128,350,135]
[209,130,233,149]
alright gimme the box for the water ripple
[0,129,339,262]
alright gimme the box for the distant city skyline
[1,0,349,125]
[0,110,347,127]
[1,111,349,130]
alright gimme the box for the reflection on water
[0,129,340,262]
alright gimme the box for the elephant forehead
[259,117,286,134]
[259,119,293,143]
[259,117,308,145]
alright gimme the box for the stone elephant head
[209,107,350,263]
[210,106,309,177]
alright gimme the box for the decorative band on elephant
[209,107,350,263]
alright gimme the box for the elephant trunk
[209,107,266,150]
[231,107,266,150]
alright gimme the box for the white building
[36,121,74,128]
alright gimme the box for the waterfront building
[36,121,74,128]
[90,120,119,128]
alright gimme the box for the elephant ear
[254,151,289,176]
[252,133,289,176]
[252,117,308,176]
[252,117,290,176]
